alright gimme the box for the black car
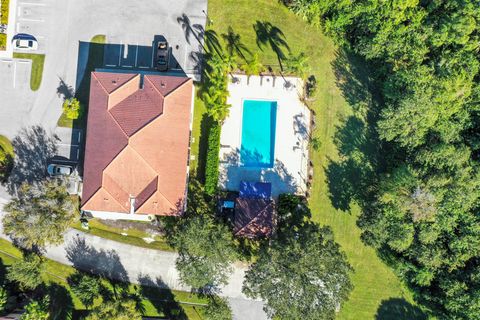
[155,40,169,71]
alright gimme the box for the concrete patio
[219,74,311,197]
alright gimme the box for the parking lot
[0,0,207,162]
[15,0,54,54]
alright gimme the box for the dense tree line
[284,0,480,318]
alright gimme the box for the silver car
[47,164,73,177]
[12,34,38,51]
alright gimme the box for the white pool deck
[219,74,311,197]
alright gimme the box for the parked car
[47,164,73,177]
[12,33,38,51]
[155,40,169,71]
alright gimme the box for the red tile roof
[81,72,192,217]
[234,198,274,238]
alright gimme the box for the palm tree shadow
[253,21,290,69]
[222,26,251,61]
[375,298,427,320]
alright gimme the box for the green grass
[90,34,106,44]
[71,219,174,252]
[0,238,206,319]
[206,0,420,319]
[1,0,9,24]
[0,34,5,51]
[0,135,13,156]
[12,53,45,91]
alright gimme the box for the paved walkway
[0,196,267,319]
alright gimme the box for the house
[233,181,274,238]
[81,72,193,220]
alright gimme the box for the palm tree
[241,53,266,84]
[284,52,309,79]
[222,27,250,61]
[253,21,290,69]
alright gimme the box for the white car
[13,37,38,51]
[47,164,73,177]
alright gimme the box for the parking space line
[19,18,45,22]
[134,42,139,67]
[118,41,122,66]
[105,64,116,67]
[19,2,47,6]
[139,66,149,69]
[123,65,132,68]
[151,46,155,68]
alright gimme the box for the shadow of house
[5,126,58,195]
[375,298,427,320]
[138,274,189,320]
[219,148,298,197]
[65,236,129,292]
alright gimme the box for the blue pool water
[240,100,277,167]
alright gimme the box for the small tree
[67,272,101,309]
[240,53,266,84]
[283,52,308,79]
[62,98,82,120]
[203,295,232,320]
[3,179,75,250]
[0,146,13,180]
[85,298,141,320]
[7,254,44,291]
[173,215,237,289]
[21,297,49,320]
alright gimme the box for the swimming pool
[240,99,277,167]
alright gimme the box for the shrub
[21,297,49,320]
[204,122,221,196]
[0,286,7,312]
[62,98,82,120]
[7,254,44,291]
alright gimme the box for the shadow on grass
[138,274,188,320]
[47,283,74,320]
[253,21,290,70]
[325,48,384,212]
[375,298,427,320]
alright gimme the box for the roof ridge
[102,186,130,211]
[92,72,109,95]
[234,200,270,236]
[108,73,140,95]
[164,77,190,97]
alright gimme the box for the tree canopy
[7,254,44,291]
[2,179,76,250]
[284,0,480,318]
[243,195,353,320]
[85,298,141,320]
[173,215,238,290]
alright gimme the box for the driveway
[0,219,267,320]
[0,0,207,140]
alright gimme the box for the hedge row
[204,121,221,196]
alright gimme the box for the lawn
[12,53,45,91]
[0,238,206,319]
[0,0,9,50]
[204,0,420,319]
[71,218,174,252]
